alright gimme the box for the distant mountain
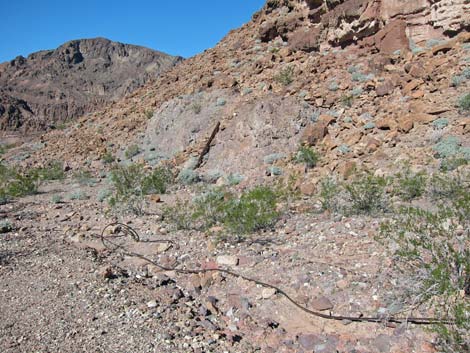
[0,37,182,130]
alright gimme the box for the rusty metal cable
[100,222,453,326]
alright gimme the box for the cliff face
[0,38,182,131]
[260,0,470,53]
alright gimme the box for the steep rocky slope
[1,1,470,352]
[28,0,469,181]
[0,38,182,131]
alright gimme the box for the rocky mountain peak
[0,37,182,131]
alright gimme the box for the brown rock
[376,80,395,96]
[288,27,321,52]
[397,116,413,132]
[300,182,316,196]
[374,20,408,54]
[376,117,397,130]
[311,296,334,311]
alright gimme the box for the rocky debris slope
[25,1,470,183]
[0,38,182,131]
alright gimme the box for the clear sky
[0,0,266,63]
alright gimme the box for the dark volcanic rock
[0,37,182,131]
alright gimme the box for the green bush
[35,161,65,181]
[318,177,340,212]
[69,189,89,200]
[108,164,173,215]
[141,166,174,194]
[177,168,200,185]
[223,186,280,234]
[0,220,13,233]
[164,185,281,235]
[429,172,468,201]
[274,66,294,86]
[345,173,388,214]
[73,169,96,186]
[458,93,470,111]
[125,144,141,159]
[102,151,115,164]
[394,167,427,201]
[379,191,470,352]
[51,195,63,204]
[295,146,319,169]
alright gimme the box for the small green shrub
[177,168,200,185]
[458,93,470,111]
[227,173,244,186]
[264,153,286,165]
[102,151,115,164]
[345,173,388,214]
[73,170,96,186]
[125,144,141,159]
[108,164,173,215]
[191,102,202,114]
[36,161,65,181]
[379,191,470,352]
[274,66,294,86]
[394,167,427,201]
[223,186,280,234]
[51,195,63,204]
[429,172,468,201]
[145,110,154,119]
[295,146,319,169]
[0,220,13,233]
[318,177,340,212]
[141,166,174,194]
[434,136,461,159]
[97,189,112,202]
[69,190,88,200]
[340,94,354,108]
[163,199,194,230]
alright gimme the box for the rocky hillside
[0,38,182,131]
[28,0,469,180]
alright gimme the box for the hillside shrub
[394,167,427,201]
[295,146,319,169]
[379,190,470,352]
[274,66,294,86]
[125,144,141,159]
[345,173,388,214]
[458,93,470,112]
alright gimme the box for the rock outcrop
[258,0,470,53]
[0,38,182,131]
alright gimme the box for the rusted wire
[100,222,453,326]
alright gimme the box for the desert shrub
[145,110,154,119]
[69,189,88,200]
[164,185,281,235]
[177,168,200,185]
[6,172,39,197]
[0,220,13,233]
[345,173,388,214]
[102,151,115,164]
[227,173,244,186]
[163,199,194,230]
[433,136,462,159]
[141,166,174,194]
[51,195,63,204]
[264,153,286,165]
[192,188,228,229]
[73,169,96,186]
[274,66,294,86]
[108,164,173,215]
[340,94,354,108]
[97,188,112,202]
[191,102,202,114]
[35,160,65,181]
[440,157,469,172]
[328,81,339,92]
[458,93,470,111]
[379,191,470,352]
[429,171,469,201]
[318,177,340,212]
[295,146,319,169]
[394,167,427,201]
[124,144,141,159]
[223,186,280,235]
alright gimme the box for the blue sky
[0,0,266,63]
